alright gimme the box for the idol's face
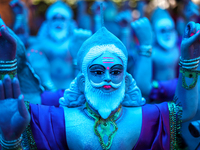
[154,18,177,50]
[50,14,69,31]
[88,51,124,93]
[48,13,70,41]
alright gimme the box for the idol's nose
[104,71,111,83]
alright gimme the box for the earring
[77,73,85,93]
[125,72,132,92]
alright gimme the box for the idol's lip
[103,85,112,89]
[56,26,61,29]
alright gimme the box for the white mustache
[90,80,122,89]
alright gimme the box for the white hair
[59,45,145,108]
[82,44,127,77]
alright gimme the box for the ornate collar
[85,102,122,150]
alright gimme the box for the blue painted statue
[0,7,199,149]
[27,0,76,90]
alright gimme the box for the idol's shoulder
[62,105,93,125]
[121,102,169,118]
[122,106,142,114]
[119,106,142,123]
[62,105,86,116]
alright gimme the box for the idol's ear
[152,29,156,45]
[125,72,132,92]
[77,73,85,93]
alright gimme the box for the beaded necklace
[85,102,122,150]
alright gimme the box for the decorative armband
[0,59,17,80]
[179,56,200,90]
[0,135,23,150]
[179,56,200,70]
[138,45,152,57]
[22,101,37,150]
[179,67,200,90]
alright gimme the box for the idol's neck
[154,43,176,52]
[85,102,122,120]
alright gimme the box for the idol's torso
[152,46,179,80]
[63,105,142,150]
[39,38,74,89]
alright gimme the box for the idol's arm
[10,0,29,46]
[0,18,30,149]
[116,10,132,50]
[91,1,102,32]
[176,22,200,122]
[68,28,92,77]
[27,45,56,91]
[131,18,153,99]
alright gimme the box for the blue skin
[0,18,30,141]
[0,19,16,61]
[0,19,199,148]
[88,52,124,93]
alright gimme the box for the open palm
[0,19,29,141]
[0,76,30,141]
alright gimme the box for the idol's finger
[184,21,196,38]
[0,17,6,37]
[12,77,21,99]
[3,74,13,99]
[1,25,17,47]
[0,80,5,100]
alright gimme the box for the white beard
[84,77,125,119]
[48,28,68,42]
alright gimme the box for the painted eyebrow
[89,64,106,69]
[110,64,123,70]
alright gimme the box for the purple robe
[30,102,170,149]
[149,79,178,102]
[134,102,170,149]
[30,104,68,149]
[41,89,64,107]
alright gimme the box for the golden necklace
[85,102,122,150]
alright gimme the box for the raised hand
[176,21,200,122]
[91,1,103,15]
[10,0,29,45]
[181,22,200,60]
[0,75,30,141]
[10,0,24,15]
[184,1,199,20]
[0,18,16,61]
[130,18,153,97]
[131,17,153,46]
[68,29,92,61]
[115,10,132,28]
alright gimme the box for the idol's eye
[91,70,104,75]
[110,70,122,75]
[161,29,167,34]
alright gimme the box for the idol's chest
[152,47,179,69]
[63,107,142,150]
[42,40,71,58]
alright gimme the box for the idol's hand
[69,29,92,60]
[116,10,132,28]
[0,75,30,141]
[10,0,28,37]
[91,1,105,15]
[0,18,17,61]
[184,1,199,20]
[131,17,153,46]
[181,22,200,60]
[10,0,24,15]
